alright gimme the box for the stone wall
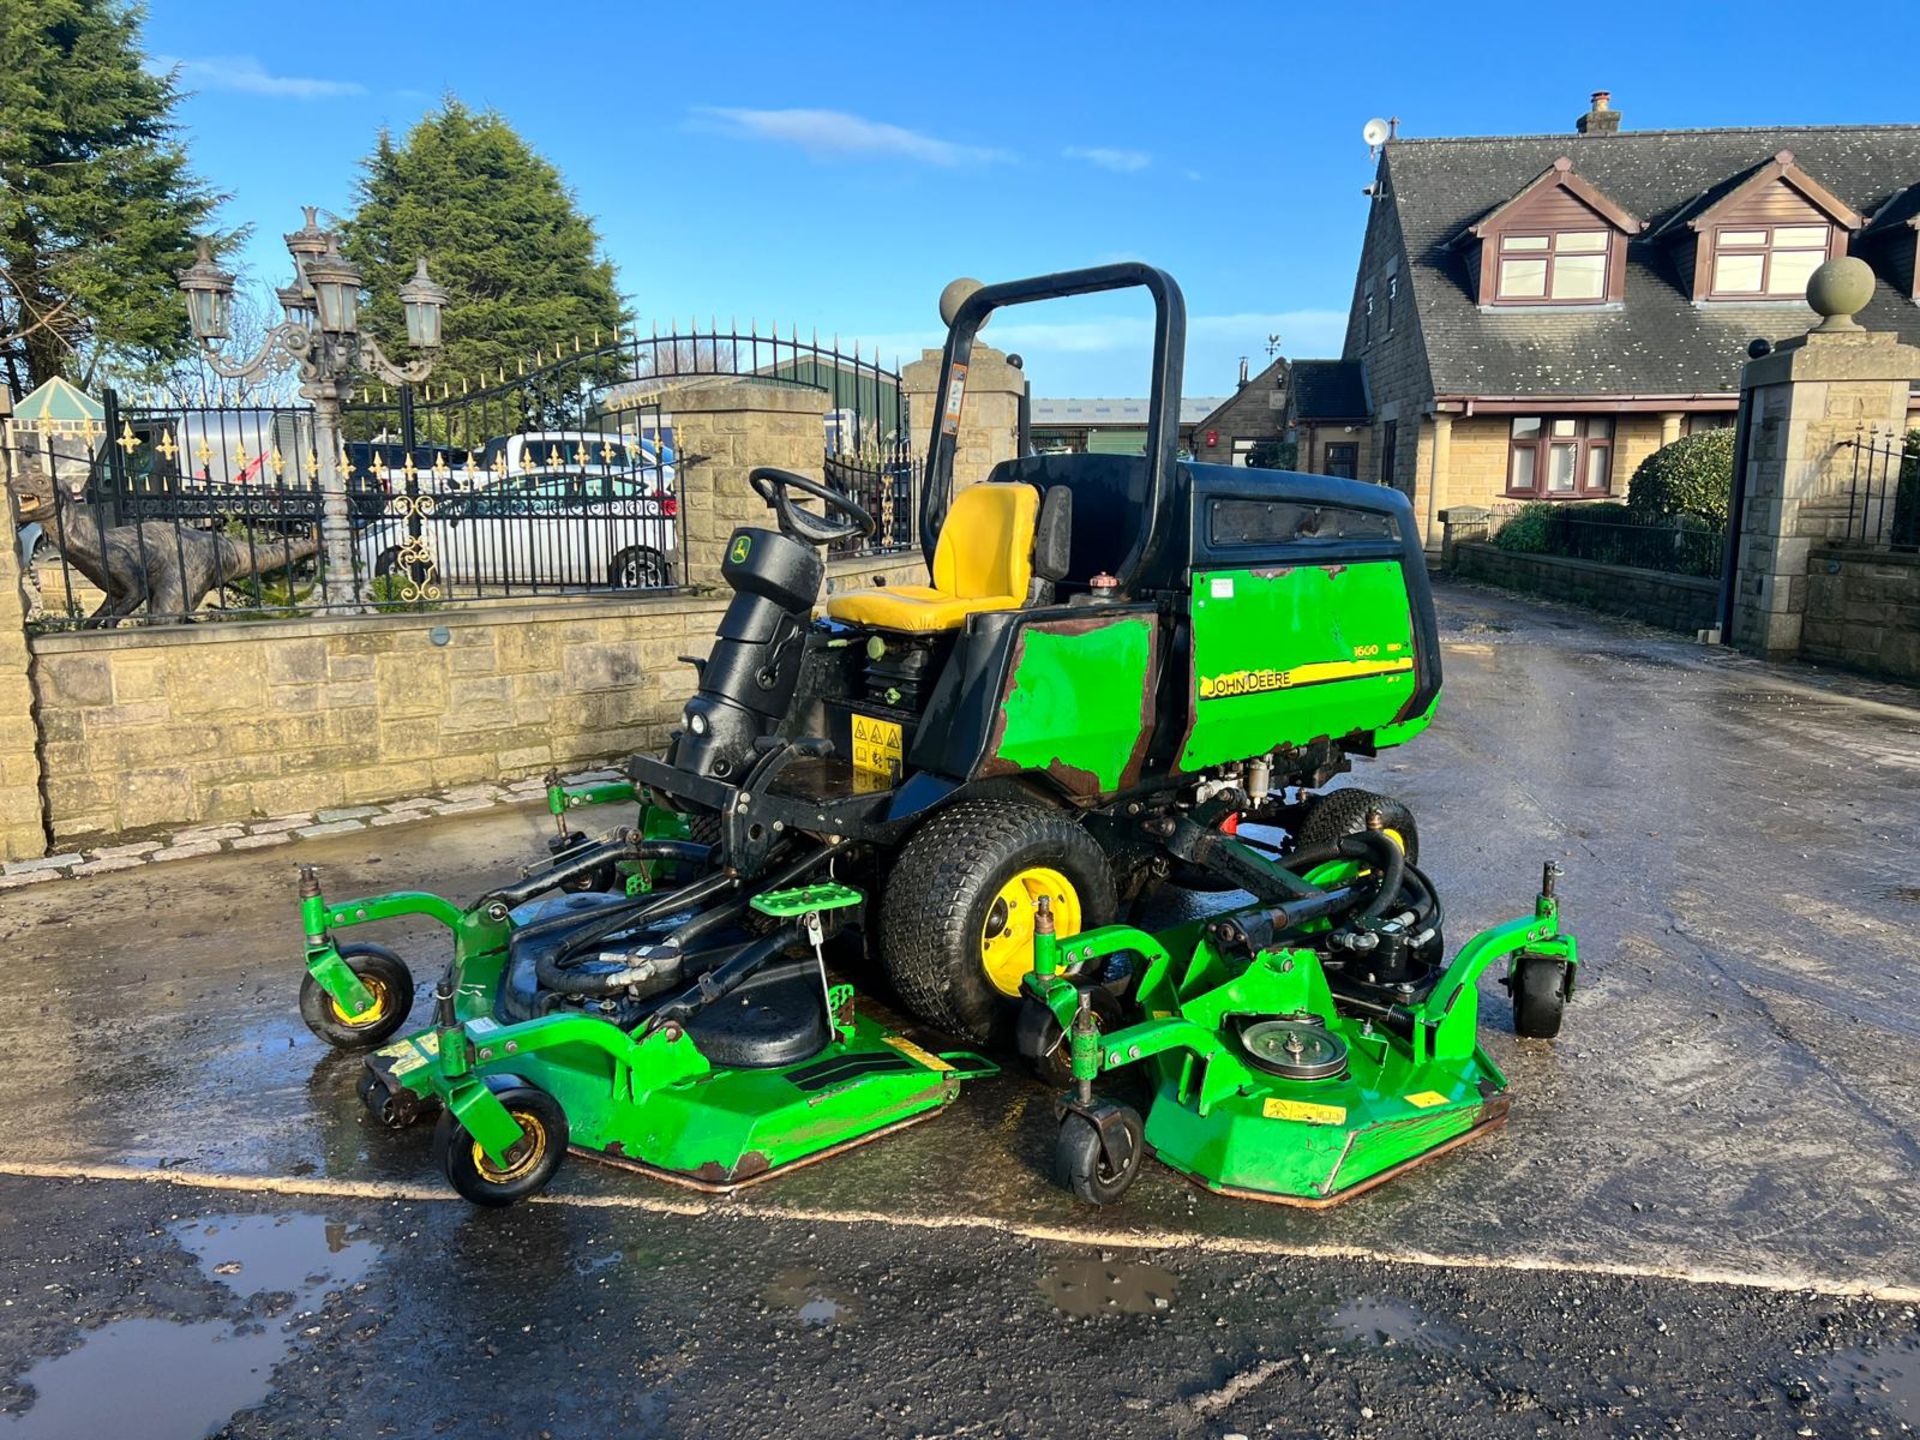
[1452,541,1720,634]
[1801,547,1920,681]
[0,395,46,859]
[21,548,929,849]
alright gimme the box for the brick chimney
[1577,90,1621,136]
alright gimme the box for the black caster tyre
[1016,989,1124,1090]
[432,1086,568,1208]
[1054,1105,1145,1206]
[880,800,1118,1044]
[1293,788,1420,865]
[298,943,414,1051]
[357,1068,428,1129]
[1512,956,1568,1039]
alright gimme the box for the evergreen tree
[0,0,218,397]
[344,101,627,398]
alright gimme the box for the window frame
[1384,273,1398,334]
[1362,288,1375,346]
[1505,416,1615,499]
[1705,221,1833,300]
[1490,228,1615,306]
[1323,441,1358,480]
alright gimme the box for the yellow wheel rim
[471,1109,549,1184]
[327,974,390,1028]
[979,865,1082,997]
[1380,826,1407,855]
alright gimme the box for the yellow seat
[826,483,1039,633]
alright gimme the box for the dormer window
[1665,151,1861,304]
[1453,157,1642,309]
[1496,230,1611,303]
[1708,223,1832,298]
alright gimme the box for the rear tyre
[298,944,414,1050]
[1511,956,1568,1039]
[1054,1106,1145,1205]
[1293,788,1420,865]
[433,1086,568,1208]
[880,800,1117,1044]
[609,545,670,589]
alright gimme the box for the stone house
[1188,358,1289,466]
[1333,94,1920,546]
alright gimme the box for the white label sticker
[1210,577,1234,599]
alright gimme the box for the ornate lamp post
[177,208,447,607]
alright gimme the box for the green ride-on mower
[293,260,1577,1207]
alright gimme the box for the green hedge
[1629,429,1736,525]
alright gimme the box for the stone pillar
[0,401,49,861]
[1420,413,1454,554]
[902,342,1027,492]
[1730,259,1920,660]
[664,379,832,588]
[1659,412,1683,447]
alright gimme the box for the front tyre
[433,1086,568,1208]
[880,800,1117,1043]
[298,943,414,1050]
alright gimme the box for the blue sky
[145,0,1910,399]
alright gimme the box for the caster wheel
[357,1068,427,1129]
[1053,1104,1144,1206]
[1511,955,1568,1039]
[1016,989,1123,1090]
[299,944,414,1051]
[432,1086,567,1208]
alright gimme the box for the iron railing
[1490,503,1727,579]
[13,326,917,628]
[1839,426,1920,550]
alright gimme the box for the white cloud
[690,107,1011,166]
[153,55,365,100]
[1064,146,1151,173]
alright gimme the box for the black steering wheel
[748,467,875,547]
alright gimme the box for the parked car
[470,431,674,488]
[356,469,678,592]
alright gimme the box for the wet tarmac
[1,579,1917,1436]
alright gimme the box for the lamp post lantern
[177,208,448,607]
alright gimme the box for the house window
[1495,230,1611,303]
[1363,290,1375,345]
[1378,420,1398,486]
[1385,274,1398,334]
[1507,416,1614,497]
[1324,442,1358,479]
[1709,224,1830,298]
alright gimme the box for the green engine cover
[1180,559,1428,772]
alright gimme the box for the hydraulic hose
[480,838,715,912]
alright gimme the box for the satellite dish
[1362,118,1392,149]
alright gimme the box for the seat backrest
[932,482,1039,600]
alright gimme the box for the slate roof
[1864,182,1920,236]
[1291,359,1370,421]
[1381,125,1920,399]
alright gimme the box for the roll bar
[920,263,1187,590]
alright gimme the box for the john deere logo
[1199,668,1290,700]
[729,535,752,564]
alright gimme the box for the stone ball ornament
[1806,256,1875,331]
[939,277,988,330]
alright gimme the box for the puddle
[1328,1294,1462,1353]
[1886,886,1920,905]
[1823,1337,1920,1423]
[4,1213,378,1440]
[763,1267,860,1328]
[1040,1259,1177,1318]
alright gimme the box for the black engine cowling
[669,526,822,781]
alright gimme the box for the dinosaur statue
[7,458,321,627]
